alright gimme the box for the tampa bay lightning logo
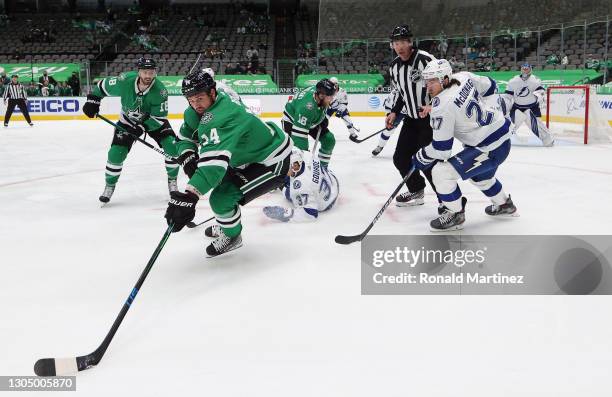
[410,69,422,83]
[517,87,531,97]
[293,180,302,189]
[432,97,440,107]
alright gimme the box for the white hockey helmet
[520,63,532,80]
[422,59,453,84]
[202,67,215,79]
[290,148,305,175]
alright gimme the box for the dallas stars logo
[200,112,214,124]
[306,102,314,110]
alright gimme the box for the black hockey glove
[165,190,199,232]
[177,150,199,178]
[119,122,146,140]
[83,94,102,118]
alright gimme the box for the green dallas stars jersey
[282,85,328,146]
[177,91,292,196]
[92,71,169,132]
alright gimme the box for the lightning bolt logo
[465,152,489,174]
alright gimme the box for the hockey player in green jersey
[282,79,336,167]
[165,70,292,257]
[83,57,180,203]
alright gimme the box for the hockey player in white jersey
[414,59,517,231]
[263,148,339,222]
[327,77,361,141]
[372,86,407,156]
[504,63,554,146]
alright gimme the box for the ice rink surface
[2,117,612,396]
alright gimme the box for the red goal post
[545,85,590,145]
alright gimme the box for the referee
[3,74,33,127]
[385,25,437,207]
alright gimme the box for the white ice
[1,117,612,396]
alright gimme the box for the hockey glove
[177,150,199,178]
[263,206,294,222]
[83,94,102,118]
[412,149,436,171]
[119,122,146,140]
[165,190,199,232]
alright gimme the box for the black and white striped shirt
[3,83,28,100]
[389,49,436,119]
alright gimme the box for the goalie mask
[520,63,532,80]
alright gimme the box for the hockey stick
[97,114,178,164]
[34,223,175,376]
[186,215,214,229]
[349,127,387,144]
[335,168,414,245]
[187,52,203,75]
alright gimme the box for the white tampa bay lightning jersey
[327,87,352,123]
[216,81,241,103]
[504,74,545,107]
[423,71,510,159]
[289,151,339,221]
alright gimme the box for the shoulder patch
[432,97,440,107]
[118,73,126,81]
[200,112,214,124]
[306,102,314,110]
[293,180,302,189]
[160,89,168,99]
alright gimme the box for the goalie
[504,63,554,146]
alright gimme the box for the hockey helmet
[390,25,413,41]
[316,78,336,97]
[329,76,339,90]
[520,63,532,80]
[290,148,306,175]
[182,70,216,97]
[422,59,453,84]
[136,57,157,70]
[202,67,215,79]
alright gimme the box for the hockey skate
[396,189,424,207]
[206,229,243,258]
[372,146,384,156]
[430,197,467,232]
[485,195,518,217]
[99,184,115,204]
[204,224,221,238]
[167,178,178,194]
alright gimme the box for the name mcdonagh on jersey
[372,272,525,285]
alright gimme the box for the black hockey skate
[206,229,243,257]
[430,197,467,232]
[372,146,384,156]
[204,224,221,238]
[396,189,424,207]
[99,184,115,204]
[485,195,518,217]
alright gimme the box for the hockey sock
[105,145,129,186]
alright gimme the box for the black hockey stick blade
[351,128,386,143]
[34,354,96,376]
[186,216,215,229]
[334,234,364,245]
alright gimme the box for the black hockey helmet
[136,57,157,70]
[315,78,335,96]
[390,25,413,41]
[182,70,216,97]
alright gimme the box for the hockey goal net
[545,85,612,144]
